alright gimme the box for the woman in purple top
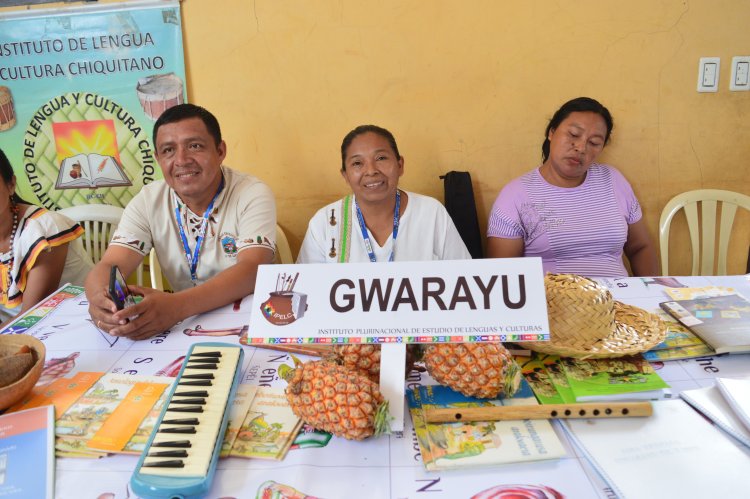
[486,97,657,278]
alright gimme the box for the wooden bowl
[0,334,46,411]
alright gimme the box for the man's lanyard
[354,189,401,263]
[174,177,225,283]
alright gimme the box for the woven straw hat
[518,274,666,359]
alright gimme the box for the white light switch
[697,57,720,92]
[730,56,750,91]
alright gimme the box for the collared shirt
[297,191,471,264]
[112,166,276,291]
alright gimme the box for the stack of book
[5,372,302,461]
[519,354,671,404]
[641,316,714,361]
[660,287,750,355]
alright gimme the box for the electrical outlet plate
[697,57,720,92]
[730,56,750,91]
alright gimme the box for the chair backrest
[58,204,146,286]
[275,224,294,264]
[659,189,750,276]
[148,248,164,291]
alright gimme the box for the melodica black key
[151,440,191,448]
[180,373,214,380]
[172,391,209,398]
[182,363,218,370]
[131,343,244,499]
[190,351,222,357]
[178,379,213,387]
[168,398,206,405]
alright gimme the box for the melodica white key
[131,342,243,499]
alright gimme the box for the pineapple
[330,344,381,382]
[328,344,424,382]
[279,358,390,441]
[422,342,521,399]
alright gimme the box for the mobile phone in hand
[109,265,137,311]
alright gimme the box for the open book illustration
[52,119,132,190]
[55,153,131,189]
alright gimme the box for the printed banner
[0,0,186,209]
[247,257,550,344]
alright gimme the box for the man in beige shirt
[85,104,276,340]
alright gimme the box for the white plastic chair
[659,189,750,276]
[275,224,294,264]
[148,248,164,291]
[58,204,146,286]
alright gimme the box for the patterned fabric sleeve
[235,179,277,254]
[5,208,84,307]
[110,190,153,256]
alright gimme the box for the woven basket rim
[0,334,46,410]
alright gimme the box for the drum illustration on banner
[0,86,16,131]
[260,272,307,326]
[136,72,184,121]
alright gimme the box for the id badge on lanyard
[354,190,401,263]
[174,178,224,284]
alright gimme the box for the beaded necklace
[8,200,18,280]
[1,200,19,302]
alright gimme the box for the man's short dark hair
[152,104,222,147]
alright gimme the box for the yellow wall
[7,0,750,274]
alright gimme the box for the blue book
[0,405,55,498]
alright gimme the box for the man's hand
[87,284,123,333]
[85,245,147,335]
[107,286,182,340]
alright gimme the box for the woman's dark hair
[340,125,401,171]
[542,97,613,162]
[0,148,26,204]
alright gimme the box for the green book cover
[518,355,564,404]
[540,355,577,403]
[559,355,671,402]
